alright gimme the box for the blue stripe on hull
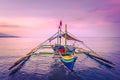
[60,58,76,71]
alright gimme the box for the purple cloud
[0,0,120,37]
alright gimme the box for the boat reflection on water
[47,55,83,80]
[8,55,83,80]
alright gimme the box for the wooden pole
[57,29,59,45]
[60,29,61,45]
[65,24,67,54]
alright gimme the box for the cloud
[94,7,120,24]
[0,0,120,37]
[0,17,60,37]
[0,22,20,28]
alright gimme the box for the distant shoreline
[0,36,20,38]
[0,36,120,38]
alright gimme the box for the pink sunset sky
[0,0,120,37]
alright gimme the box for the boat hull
[53,45,77,71]
[60,56,77,71]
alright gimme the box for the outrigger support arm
[8,32,60,71]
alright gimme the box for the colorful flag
[59,20,62,29]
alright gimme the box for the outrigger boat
[8,21,115,75]
[52,24,77,71]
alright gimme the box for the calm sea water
[0,37,120,80]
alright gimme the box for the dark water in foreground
[0,37,120,80]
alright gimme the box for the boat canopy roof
[48,31,83,42]
[61,33,82,42]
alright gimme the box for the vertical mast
[57,20,62,45]
[65,24,67,53]
[57,29,59,45]
[60,27,61,45]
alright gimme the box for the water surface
[0,37,120,80]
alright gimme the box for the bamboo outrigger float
[8,21,115,75]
